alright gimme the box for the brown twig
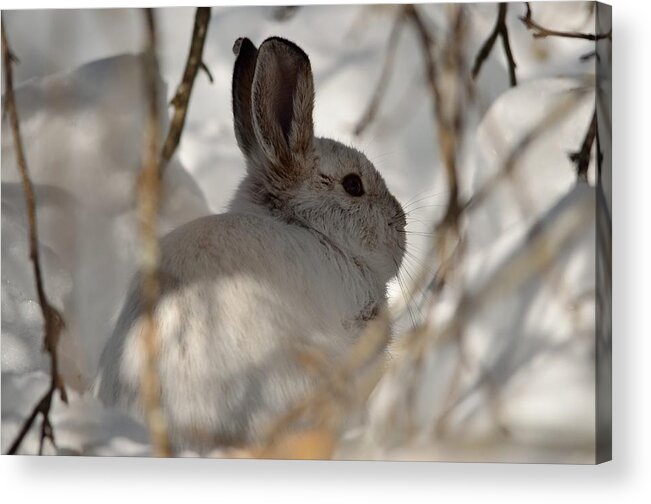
[579,50,597,62]
[199,60,214,83]
[472,3,517,87]
[160,7,212,167]
[570,109,597,183]
[354,9,405,136]
[521,2,612,41]
[3,20,68,456]
[137,8,172,457]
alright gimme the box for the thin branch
[472,3,517,87]
[498,6,517,87]
[354,9,405,136]
[385,7,473,439]
[579,50,598,62]
[521,2,612,41]
[405,4,458,216]
[160,7,212,167]
[3,20,67,456]
[137,8,172,457]
[403,4,456,298]
[198,60,214,83]
[406,4,467,243]
[570,109,597,183]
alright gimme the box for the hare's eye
[342,174,364,197]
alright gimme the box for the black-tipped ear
[251,37,315,167]
[232,37,259,158]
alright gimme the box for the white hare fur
[94,37,406,451]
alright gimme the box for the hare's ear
[232,37,259,158]
[251,37,315,169]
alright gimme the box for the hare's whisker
[393,258,417,329]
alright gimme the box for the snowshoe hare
[94,37,406,451]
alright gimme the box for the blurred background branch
[354,8,405,136]
[406,4,468,294]
[136,8,171,457]
[466,87,589,213]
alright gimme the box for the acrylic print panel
[1,2,611,463]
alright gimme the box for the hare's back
[157,213,350,339]
[160,212,330,284]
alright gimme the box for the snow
[1,3,602,461]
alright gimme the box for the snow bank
[2,52,210,454]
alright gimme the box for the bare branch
[472,3,518,87]
[354,10,405,136]
[3,20,67,456]
[570,109,597,183]
[137,8,172,457]
[160,7,212,167]
[521,2,612,41]
[405,4,459,218]
[405,4,468,293]
[403,185,596,426]
[579,50,597,62]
